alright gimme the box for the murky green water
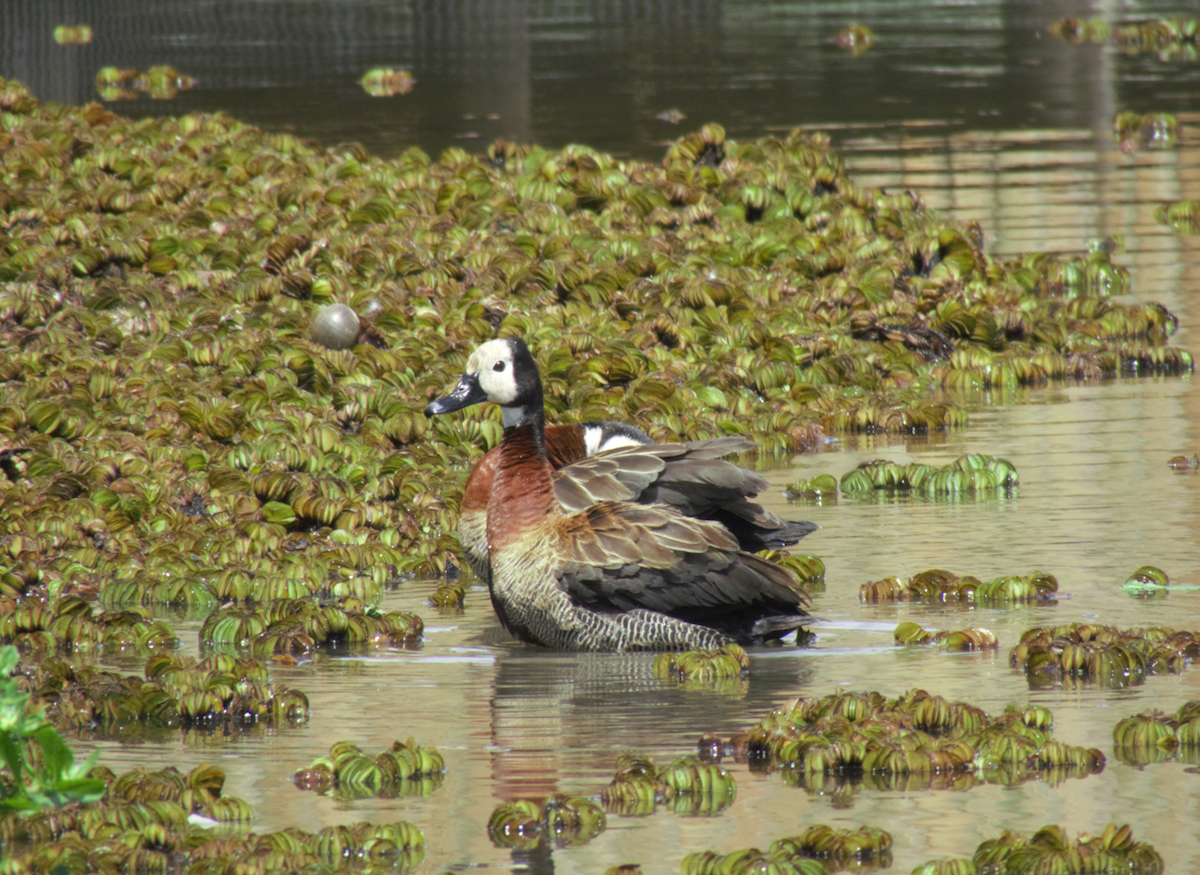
[7,0,1200,871]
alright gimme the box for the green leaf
[48,775,107,803]
[33,725,73,781]
[0,645,18,676]
[0,686,31,732]
[261,501,297,525]
[0,732,27,784]
[695,386,727,409]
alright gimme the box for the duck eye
[493,361,506,372]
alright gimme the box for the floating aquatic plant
[94,66,195,101]
[487,794,605,850]
[428,579,466,611]
[1112,701,1200,766]
[832,23,875,56]
[916,823,1163,875]
[704,689,1102,796]
[360,68,415,97]
[602,753,737,817]
[839,454,1017,497]
[53,25,93,45]
[682,824,891,874]
[0,762,253,859]
[782,474,838,502]
[1113,112,1178,153]
[5,78,1188,865]
[1052,16,1198,60]
[760,552,826,590]
[1049,17,1113,44]
[683,849,826,875]
[1121,565,1182,597]
[292,738,445,799]
[0,754,425,872]
[199,597,422,657]
[860,569,1056,606]
[0,595,177,656]
[0,76,1192,599]
[19,650,308,736]
[893,622,998,651]
[772,825,893,870]
[1155,200,1200,236]
[1010,623,1200,689]
[654,643,748,682]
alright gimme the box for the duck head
[424,337,544,428]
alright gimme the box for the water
[5,1,1200,161]
[7,0,1200,871]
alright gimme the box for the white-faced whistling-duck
[424,336,815,651]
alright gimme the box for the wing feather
[552,499,809,642]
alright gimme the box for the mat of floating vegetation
[602,753,738,817]
[18,651,308,738]
[1050,15,1198,59]
[759,552,826,590]
[292,738,446,799]
[428,579,466,611]
[782,474,839,502]
[199,597,422,657]
[97,546,398,610]
[914,823,1162,875]
[1112,701,1200,766]
[0,594,177,656]
[701,689,1101,795]
[0,762,426,874]
[0,76,1193,602]
[654,644,750,696]
[894,622,998,651]
[4,805,423,873]
[1009,623,1199,689]
[0,763,252,855]
[1156,200,1200,236]
[860,569,1057,605]
[682,824,892,874]
[1113,112,1178,153]
[839,454,1017,497]
[487,794,606,850]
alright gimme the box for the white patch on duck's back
[583,422,653,456]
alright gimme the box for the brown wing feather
[552,444,675,510]
[553,500,808,642]
[552,437,756,513]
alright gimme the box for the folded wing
[555,501,809,643]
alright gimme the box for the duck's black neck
[501,412,545,461]
[499,372,547,460]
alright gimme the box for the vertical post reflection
[412,0,531,146]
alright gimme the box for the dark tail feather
[714,515,818,551]
[746,614,810,642]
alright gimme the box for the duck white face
[424,337,543,428]
[466,339,520,405]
